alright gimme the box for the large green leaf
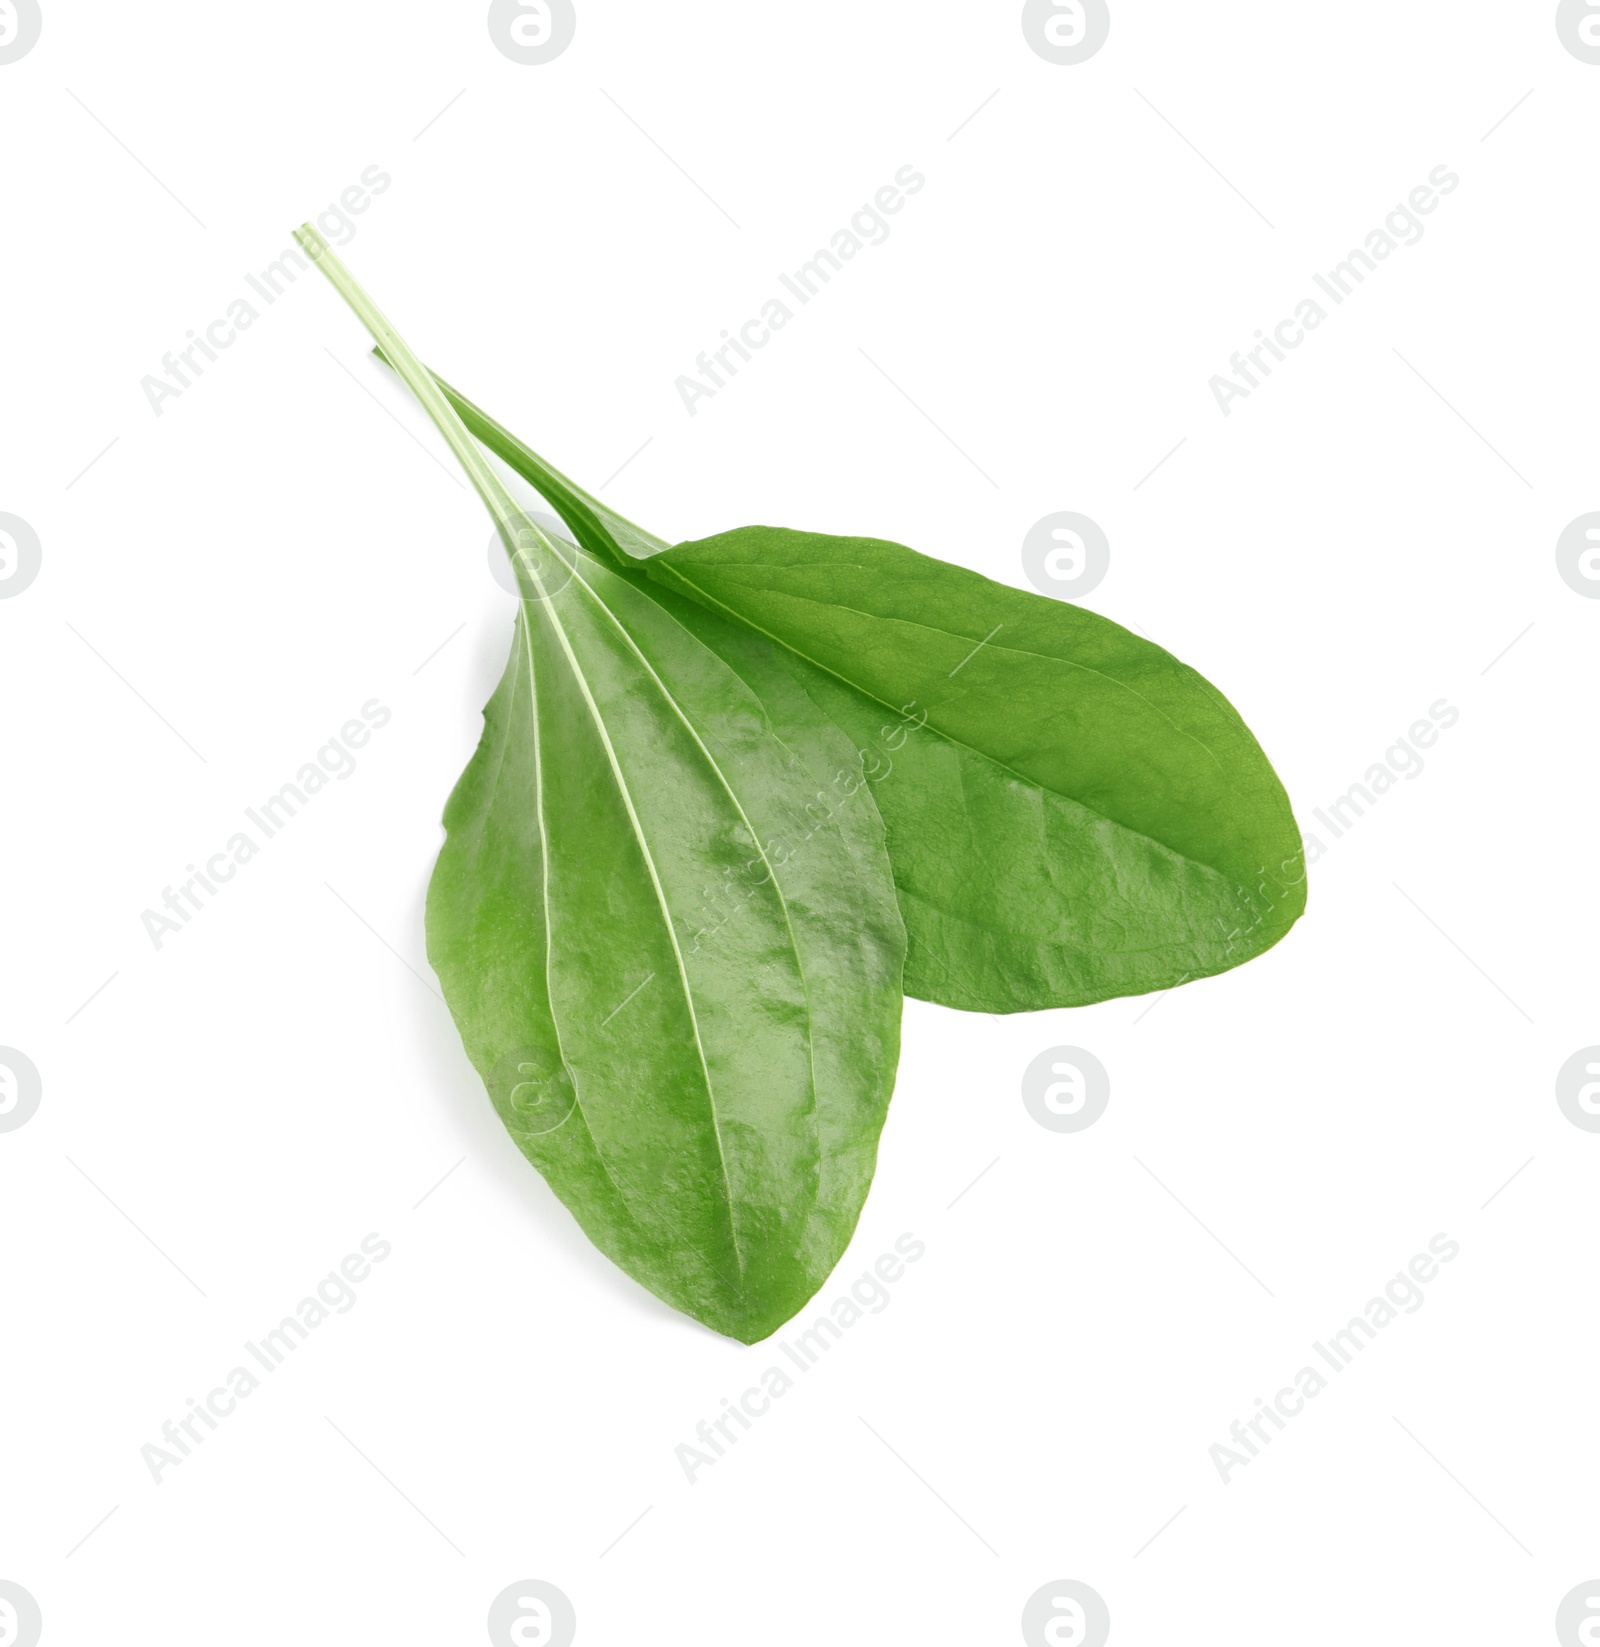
[429,546,906,1341]
[415,367,1307,1012]
[649,528,1305,1011]
[306,238,905,1342]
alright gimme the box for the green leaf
[648,528,1306,1011]
[306,237,906,1341]
[409,367,1307,1012]
[428,549,906,1341]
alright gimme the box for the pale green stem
[293,223,558,594]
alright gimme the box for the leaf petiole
[293,224,564,597]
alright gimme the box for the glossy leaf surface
[308,252,905,1343]
[649,527,1306,1010]
[428,547,906,1340]
[422,369,1306,1012]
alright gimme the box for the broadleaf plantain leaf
[306,238,905,1342]
[414,367,1307,1013]
[649,526,1306,1011]
[428,545,906,1341]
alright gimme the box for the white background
[3,3,1598,1643]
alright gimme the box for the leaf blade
[403,366,1306,1013]
[427,545,906,1339]
[647,526,1306,1008]
[304,247,906,1341]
